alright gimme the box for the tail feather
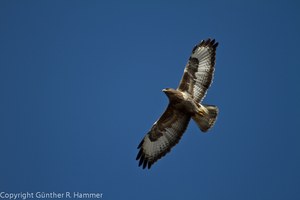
[192,104,218,132]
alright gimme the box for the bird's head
[162,88,176,96]
[162,88,172,93]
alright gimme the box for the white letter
[65,192,71,198]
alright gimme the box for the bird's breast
[172,99,197,114]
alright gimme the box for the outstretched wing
[136,105,191,169]
[178,39,218,103]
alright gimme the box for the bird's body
[136,39,219,169]
[163,88,201,115]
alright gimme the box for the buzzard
[136,38,219,169]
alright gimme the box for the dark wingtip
[148,162,152,169]
[192,45,198,53]
[200,38,218,48]
[138,154,145,167]
[142,159,148,169]
[214,42,219,48]
[137,139,143,149]
[136,149,142,160]
[136,151,154,170]
[204,38,211,45]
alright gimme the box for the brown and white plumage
[136,39,219,169]
[178,39,218,102]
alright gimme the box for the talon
[198,105,209,116]
[198,109,205,116]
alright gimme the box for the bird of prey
[136,38,219,169]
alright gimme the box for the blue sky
[0,1,300,199]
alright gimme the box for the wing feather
[178,38,218,102]
[136,105,191,169]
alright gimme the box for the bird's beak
[162,89,167,92]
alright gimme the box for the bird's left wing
[178,39,218,103]
[136,105,191,169]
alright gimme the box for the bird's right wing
[136,105,191,169]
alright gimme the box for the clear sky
[1,1,300,199]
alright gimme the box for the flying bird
[136,38,219,169]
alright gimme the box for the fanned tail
[192,104,218,132]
